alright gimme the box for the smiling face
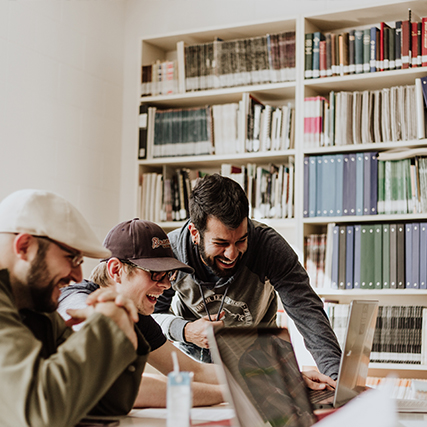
[114,262,171,315]
[191,216,248,278]
[15,235,84,312]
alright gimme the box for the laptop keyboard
[308,388,335,404]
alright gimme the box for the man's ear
[13,234,37,261]
[189,223,199,245]
[107,258,123,283]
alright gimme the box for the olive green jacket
[0,269,149,427]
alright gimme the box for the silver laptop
[207,300,379,426]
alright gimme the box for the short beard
[27,240,58,313]
[198,233,240,278]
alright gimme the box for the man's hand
[301,370,337,390]
[86,288,139,323]
[66,290,139,350]
[184,312,224,348]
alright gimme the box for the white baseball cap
[0,189,111,259]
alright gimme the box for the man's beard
[26,244,59,313]
[198,233,241,278]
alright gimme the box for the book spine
[412,21,419,67]
[325,33,332,77]
[312,32,321,79]
[382,224,390,289]
[348,29,355,74]
[395,21,402,69]
[304,33,313,79]
[355,30,363,74]
[422,18,427,66]
[353,224,361,289]
[397,223,405,289]
[374,224,383,289]
[405,223,413,289]
[401,20,411,69]
[331,225,339,289]
[389,27,396,70]
[412,222,420,289]
[338,225,347,290]
[345,225,354,289]
[319,40,327,78]
[420,223,427,289]
[370,27,378,72]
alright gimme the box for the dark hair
[189,173,249,233]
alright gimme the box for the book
[422,17,427,66]
[338,32,349,76]
[388,27,396,70]
[382,223,390,289]
[395,20,402,69]
[420,223,427,289]
[348,29,355,74]
[370,26,379,72]
[355,29,364,74]
[319,40,327,78]
[380,22,390,71]
[308,156,317,217]
[412,222,420,289]
[331,225,339,289]
[335,154,344,216]
[363,28,371,73]
[338,225,347,290]
[401,19,411,69]
[345,225,354,289]
[360,224,375,289]
[374,224,383,289]
[355,152,364,216]
[325,33,333,77]
[138,104,149,160]
[353,224,362,289]
[319,155,332,216]
[312,32,325,79]
[405,223,413,289]
[390,223,397,289]
[412,21,419,67]
[397,223,406,289]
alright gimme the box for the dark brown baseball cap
[103,218,193,274]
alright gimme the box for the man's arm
[133,373,224,408]
[0,289,148,427]
[259,225,342,379]
[148,339,220,384]
[136,340,224,408]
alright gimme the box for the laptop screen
[209,327,316,427]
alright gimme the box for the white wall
[0,0,126,276]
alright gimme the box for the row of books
[305,13,427,79]
[140,59,179,97]
[303,77,427,148]
[304,152,427,219]
[221,162,295,220]
[324,302,427,365]
[138,94,295,159]
[141,32,296,97]
[138,162,295,223]
[311,221,427,290]
[367,377,427,399]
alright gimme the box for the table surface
[114,407,427,427]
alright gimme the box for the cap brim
[131,257,194,274]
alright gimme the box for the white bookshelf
[136,0,427,377]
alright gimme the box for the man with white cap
[0,189,149,427]
[59,218,224,408]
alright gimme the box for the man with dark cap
[59,218,224,408]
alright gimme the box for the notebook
[207,300,379,426]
